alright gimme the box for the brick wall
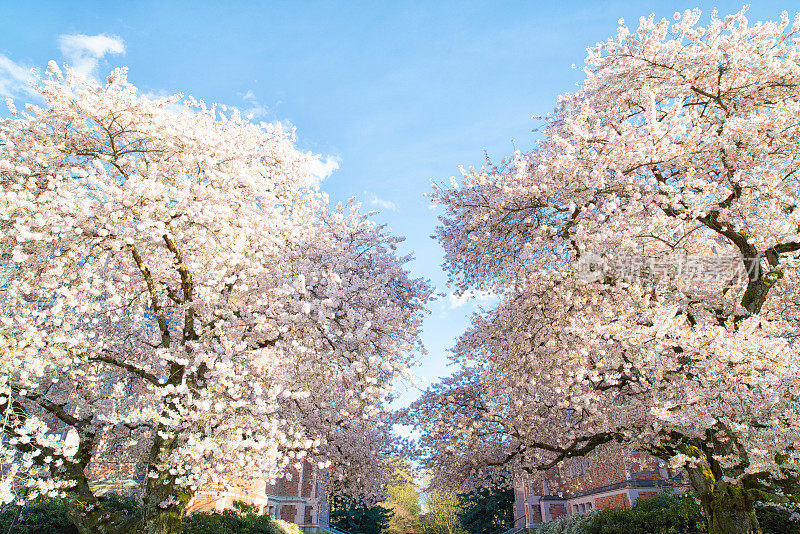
[567,446,627,493]
[539,444,671,498]
[626,451,662,479]
[86,460,144,483]
[548,503,567,518]
[274,467,300,497]
[182,461,326,524]
[595,492,630,510]
[189,494,215,512]
[637,491,658,500]
[302,462,313,498]
[530,504,542,523]
[281,504,297,522]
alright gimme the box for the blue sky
[0,0,792,408]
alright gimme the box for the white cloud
[305,155,340,182]
[238,89,269,120]
[370,195,397,211]
[58,33,125,78]
[0,54,37,98]
[447,289,500,309]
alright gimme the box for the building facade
[87,455,330,529]
[513,444,687,527]
[186,460,330,527]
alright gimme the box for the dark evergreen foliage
[456,485,514,534]
[0,497,78,534]
[330,497,393,534]
[583,493,706,534]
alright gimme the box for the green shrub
[538,511,596,534]
[100,493,142,521]
[579,492,800,534]
[0,494,303,534]
[267,518,303,534]
[182,501,302,534]
[756,504,800,534]
[584,493,705,534]
[0,497,78,534]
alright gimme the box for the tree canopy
[0,66,430,533]
[406,8,800,534]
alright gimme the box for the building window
[574,502,592,513]
[569,457,590,478]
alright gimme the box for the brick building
[87,456,330,529]
[186,460,330,527]
[512,443,688,527]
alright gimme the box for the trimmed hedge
[537,511,596,534]
[182,509,301,534]
[535,493,800,534]
[583,493,705,534]
[0,496,302,534]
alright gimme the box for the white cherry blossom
[0,66,430,533]
[407,9,800,534]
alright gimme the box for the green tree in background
[329,498,393,534]
[385,471,422,534]
[456,485,513,534]
[421,491,466,534]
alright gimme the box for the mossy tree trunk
[58,434,139,534]
[3,395,138,534]
[685,466,761,534]
[137,420,193,534]
[680,440,762,534]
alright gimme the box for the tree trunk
[138,472,192,534]
[137,429,193,534]
[684,463,762,534]
[60,469,139,534]
[55,432,140,534]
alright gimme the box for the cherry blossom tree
[407,9,800,534]
[0,65,430,534]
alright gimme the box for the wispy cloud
[238,89,269,120]
[0,54,37,98]
[58,33,125,78]
[370,195,397,211]
[305,155,340,182]
[447,289,499,309]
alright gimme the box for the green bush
[584,493,705,534]
[267,518,303,534]
[0,495,305,534]
[581,492,800,534]
[182,501,302,534]
[0,497,78,534]
[537,511,596,534]
[756,504,800,534]
[100,493,143,522]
